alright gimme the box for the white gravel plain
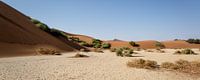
[0,49,200,80]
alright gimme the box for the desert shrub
[31,18,41,24]
[161,62,178,70]
[36,48,61,55]
[49,28,68,38]
[116,48,123,56]
[127,59,158,69]
[186,38,200,44]
[80,41,89,46]
[93,43,101,48]
[174,49,197,55]
[174,50,181,54]
[110,48,117,52]
[161,60,200,75]
[92,39,102,48]
[115,48,136,57]
[129,41,140,47]
[73,53,89,58]
[69,37,82,43]
[92,39,102,44]
[35,23,51,32]
[155,41,165,49]
[102,43,111,49]
[31,18,51,32]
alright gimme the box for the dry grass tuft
[127,59,158,69]
[110,48,117,52]
[36,48,61,55]
[161,59,200,75]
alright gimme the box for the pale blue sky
[3,0,200,41]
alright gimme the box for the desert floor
[0,49,200,80]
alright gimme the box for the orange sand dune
[105,41,133,48]
[162,40,200,49]
[137,40,158,49]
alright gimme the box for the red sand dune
[162,40,200,49]
[0,1,76,57]
[105,41,132,48]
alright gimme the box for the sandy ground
[0,49,200,80]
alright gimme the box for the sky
[2,0,200,41]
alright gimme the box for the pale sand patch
[0,49,200,80]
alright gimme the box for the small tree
[129,41,140,47]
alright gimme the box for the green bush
[49,28,68,39]
[79,41,93,47]
[92,39,102,44]
[31,18,40,24]
[31,18,51,32]
[129,41,140,47]
[115,47,135,57]
[155,41,165,49]
[69,37,81,43]
[92,39,102,48]
[93,43,101,48]
[102,43,111,49]
[35,23,50,32]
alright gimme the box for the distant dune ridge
[1,1,200,57]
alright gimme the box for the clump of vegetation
[174,49,197,55]
[156,48,165,53]
[36,48,61,55]
[110,48,117,52]
[92,39,102,48]
[127,59,158,69]
[115,47,137,57]
[129,41,140,47]
[31,18,69,39]
[31,18,51,32]
[155,41,165,49]
[50,28,68,38]
[79,41,92,47]
[102,43,111,49]
[161,59,200,75]
[73,53,89,58]
[69,37,82,43]
[186,38,200,44]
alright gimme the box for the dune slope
[0,1,75,57]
